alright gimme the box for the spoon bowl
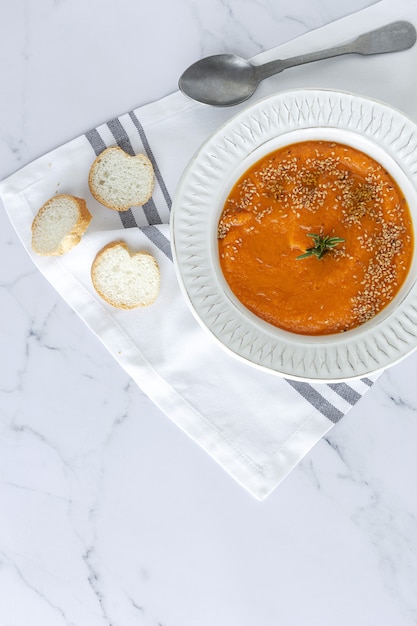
[179,54,258,106]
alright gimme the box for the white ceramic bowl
[171,89,417,382]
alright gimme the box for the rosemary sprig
[296,233,345,260]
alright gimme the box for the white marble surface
[2,0,417,624]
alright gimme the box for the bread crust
[91,241,160,309]
[31,194,92,256]
[88,147,154,211]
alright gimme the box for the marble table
[2,0,417,624]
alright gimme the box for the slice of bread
[31,194,92,256]
[88,147,154,211]
[91,241,160,309]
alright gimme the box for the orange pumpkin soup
[218,141,414,335]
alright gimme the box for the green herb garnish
[296,233,345,260]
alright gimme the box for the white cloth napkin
[1,0,416,500]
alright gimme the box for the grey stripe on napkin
[328,383,361,405]
[286,380,344,423]
[85,128,106,155]
[140,225,173,261]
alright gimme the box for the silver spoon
[179,20,416,106]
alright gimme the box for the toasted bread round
[31,194,92,256]
[91,241,160,309]
[88,146,154,211]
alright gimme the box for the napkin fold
[1,0,415,500]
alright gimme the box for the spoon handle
[255,21,416,82]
